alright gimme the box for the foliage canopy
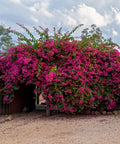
[0,24,120,113]
[0,25,15,52]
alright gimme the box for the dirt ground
[0,110,120,144]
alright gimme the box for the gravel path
[0,111,120,144]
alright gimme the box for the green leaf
[12,86,18,90]
[54,82,57,90]
[70,37,74,41]
[36,65,41,77]
[41,48,50,52]
[89,92,93,98]
[106,91,110,98]
[81,94,84,100]
[33,43,39,48]
[57,104,63,109]
[97,90,101,96]
[68,104,72,109]
[50,66,57,72]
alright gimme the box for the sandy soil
[0,110,120,144]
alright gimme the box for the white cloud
[41,8,53,17]
[75,4,112,27]
[116,15,120,25]
[112,7,120,25]
[42,3,113,29]
[31,16,39,23]
[112,28,118,36]
[29,0,53,18]
[29,7,36,12]
[0,1,114,29]
[9,0,21,4]
[64,15,77,26]
[50,3,113,28]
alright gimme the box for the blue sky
[0,0,120,45]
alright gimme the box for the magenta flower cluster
[0,39,120,113]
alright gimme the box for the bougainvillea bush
[0,38,120,113]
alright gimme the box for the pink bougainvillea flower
[90,97,95,102]
[45,72,55,82]
[98,95,102,99]
[1,38,120,113]
[79,100,84,105]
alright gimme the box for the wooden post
[46,103,50,116]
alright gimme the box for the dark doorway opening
[10,84,35,114]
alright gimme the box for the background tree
[80,24,119,50]
[0,25,15,52]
